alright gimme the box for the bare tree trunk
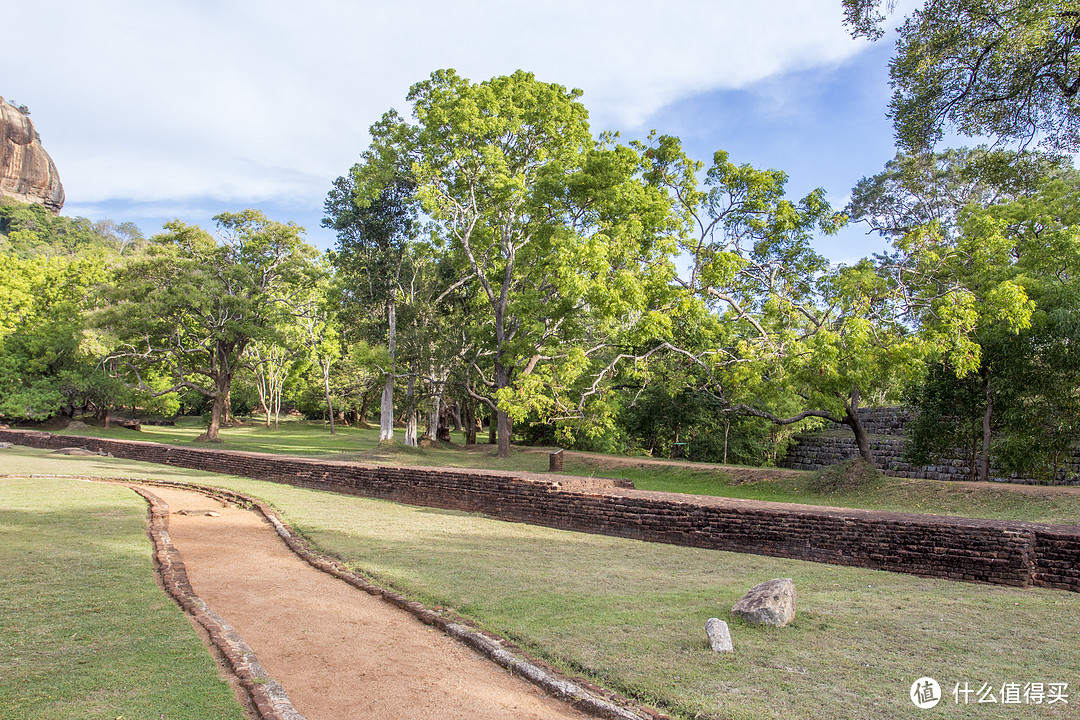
[723,417,730,465]
[404,374,417,447]
[495,360,511,457]
[488,413,497,444]
[451,402,462,432]
[322,360,335,435]
[358,389,373,427]
[380,297,396,443]
[464,400,477,445]
[980,378,994,483]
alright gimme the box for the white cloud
[5,0,867,209]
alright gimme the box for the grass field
[3,446,1078,719]
[52,417,1080,524]
[0,470,246,720]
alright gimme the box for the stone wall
[782,433,1080,485]
[786,408,1080,485]
[780,435,975,480]
[3,428,1077,593]
[826,406,913,436]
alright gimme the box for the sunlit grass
[4,449,1075,720]
[0,473,246,720]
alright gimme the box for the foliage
[0,199,144,258]
[362,69,677,455]
[844,0,1080,151]
[846,146,1076,239]
[98,211,321,440]
[636,134,916,463]
[900,173,1080,482]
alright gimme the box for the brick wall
[3,428,1076,593]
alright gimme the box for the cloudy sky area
[6,0,910,261]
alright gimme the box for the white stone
[705,618,733,653]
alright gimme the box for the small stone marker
[549,449,564,471]
[705,618,733,653]
[730,578,796,627]
[0,442,12,449]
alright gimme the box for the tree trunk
[980,378,994,483]
[205,391,226,441]
[380,297,396,442]
[451,402,462,432]
[495,360,511,457]
[723,417,730,465]
[322,360,335,435]
[404,374,417,447]
[488,413,497,444]
[845,386,874,465]
[358,389,373,427]
[427,392,441,443]
[497,410,512,457]
[464,400,477,446]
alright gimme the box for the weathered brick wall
[3,428,1076,593]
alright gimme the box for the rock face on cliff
[0,96,64,213]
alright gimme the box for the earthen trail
[150,485,591,720]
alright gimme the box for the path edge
[126,482,307,720]
[19,474,666,720]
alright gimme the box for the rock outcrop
[0,96,64,213]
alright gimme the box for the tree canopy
[844,0,1080,151]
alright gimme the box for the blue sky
[6,1,906,263]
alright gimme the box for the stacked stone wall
[2,428,1076,593]
[787,408,1080,485]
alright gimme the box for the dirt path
[150,485,593,720]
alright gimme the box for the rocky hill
[0,96,64,212]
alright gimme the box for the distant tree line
[4,49,1080,482]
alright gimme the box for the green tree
[902,174,1080,482]
[636,136,918,464]
[368,69,675,456]
[846,146,1075,239]
[325,169,417,443]
[844,0,1080,150]
[0,254,107,420]
[99,211,319,441]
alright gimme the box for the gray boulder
[705,617,733,652]
[730,578,796,627]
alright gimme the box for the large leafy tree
[365,69,675,457]
[99,210,320,441]
[635,136,918,464]
[902,175,1080,482]
[844,0,1080,150]
[325,169,417,443]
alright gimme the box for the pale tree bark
[380,296,397,442]
[322,358,335,435]
[404,373,418,447]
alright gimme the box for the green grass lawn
[4,447,1079,719]
[51,417,1080,524]
[0,471,246,720]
